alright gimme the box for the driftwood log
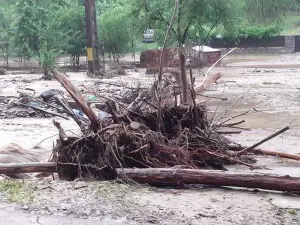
[1,163,300,192]
[117,168,300,192]
[0,162,56,174]
[253,149,300,161]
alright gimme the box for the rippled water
[0,118,79,163]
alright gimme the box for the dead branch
[198,94,228,101]
[253,148,300,161]
[203,150,258,169]
[236,126,290,156]
[189,68,199,126]
[222,120,246,127]
[53,120,68,142]
[210,90,253,129]
[216,131,242,135]
[204,47,236,77]
[106,101,120,123]
[55,96,86,131]
[194,73,222,94]
[51,69,99,129]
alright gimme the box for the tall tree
[54,3,86,67]
[13,0,39,61]
[0,7,13,65]
[98,4,132,62]
[131,0,243,103]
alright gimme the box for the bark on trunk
[117,168,300,192]
[179,47,189,103]
[2,163,300,192]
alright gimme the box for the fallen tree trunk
[2,163,300,192]
[117,168,300,192]
[0,162,56,174]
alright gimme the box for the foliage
[0,0,298,71]
[95,0,118,15]
[245,0,299,24]
[37,21,66,74]
[11,0,85,72]
[54,3,86,66]
[131,0,243,47]
[0,6,13,65]
[98,4,132,62]
[238,23,283,38]
[13,0,39,61]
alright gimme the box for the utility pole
[84,0,100,74]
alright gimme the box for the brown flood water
[0,55,300,175]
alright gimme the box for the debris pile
[1,69,300,192]
[0,89,67,119]
[50,69,254,180]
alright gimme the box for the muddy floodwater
[0,54,300,224]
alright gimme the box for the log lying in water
[253,149,300,161]
[0,162,56,174]
[117,168,300,192]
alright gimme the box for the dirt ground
[1,53,300,224]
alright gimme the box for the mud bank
[0,180,299,225]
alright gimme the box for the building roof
[192,45,221,52]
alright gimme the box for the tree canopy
[0,0,298,70]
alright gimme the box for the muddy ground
[0,54,300,224]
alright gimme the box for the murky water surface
[1,55,300,176]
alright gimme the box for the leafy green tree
[12,0,84,74]
[98,4,131,62]
[13,0,39,61]
[131,0,243,102]
[0,7,13,65]
[38,17,67,76]
[54,3,86,67]
[95,0,118,15]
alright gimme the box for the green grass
[0,180,34,204]
[282,12,300,35]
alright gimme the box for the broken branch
[236,126,290,156]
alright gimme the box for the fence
[205,36,296,54]
[209,36,286,48]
